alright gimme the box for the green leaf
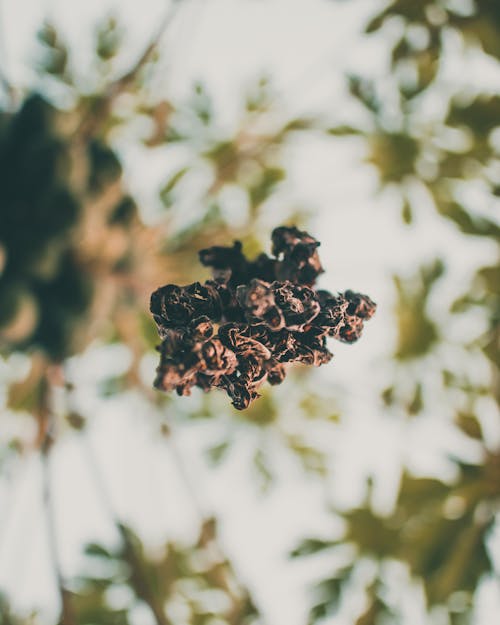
[248,167,285,208]
[85,543,114,559]
[96,16,122,61]
[191,81,213,125]
[308,565,354,624]
[437,202,500,239]
[455,413,483,440]
[282,117,316,132]
[393,260,443,360]
[37,22,69,78]
[159,167,190,208]
[287,436,326,476]
[205,440,231,466]
[407,382,423,415]
[290,538,337,558]
[326,125,361,136]
[446,96,500,137]
[253,447,273,492]
[347,75,380,114]
[401,197,413,224]
[367,132,419,184]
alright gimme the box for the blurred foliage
[393,259,443,360]
[71,520,259,625]
[292,0,500,623]
[0,8,342,625]
[1,1,500,625]
[293,446,500,623]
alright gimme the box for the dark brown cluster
[150,226,376,410]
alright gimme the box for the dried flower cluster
[150,226,376,410]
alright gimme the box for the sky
[0,1,499,624]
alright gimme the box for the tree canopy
[0,1,499,624]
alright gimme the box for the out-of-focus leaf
[481,329,500,368]
[298,464,498,619]
[368,132,419,184]
[205,439,231,466]
[355,592,392,625]
[159,167,190,208]
[203,140,240,184]
[6,357,46,413]
[248,167,285,208]
[287,436,326,476]
[446,96,500,137]
[253,447,273,492]
[436,201,500,240]
[191,81,213,125]
[393,260,443,360]
[344,508,400,558]
[281,117,317,133]
[364,12,387,34]
[97,375,127,397]
[381,386,395,406]
[37,22,69,78]
[407,382,423,415]
[455,412,483,440]
[326,125,362,136]
[241,391,278,425]
[348,75,380,114]
[85,543,114,559]
[96,16,122,61]
[309,577,342,622]
[477,265,500,292]
[0,592,31,625]
[245,76,272,112]
[290,538,337,558]
[306,564,354,625]
[404,48,440,97]
[401,197,412,224]
[462,16,500,59]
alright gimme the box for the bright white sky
[0,1,499,624]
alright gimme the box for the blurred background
[0,0,499,624]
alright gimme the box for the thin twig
[77,0,183,140]
[108,0,183,96]
[39,373,76,625]
[74,415,173,625]
[161,420,265,625]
